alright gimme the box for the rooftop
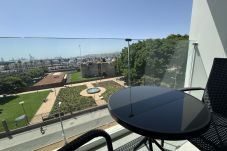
[34,72,65,86]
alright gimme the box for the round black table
[108,86,211,141]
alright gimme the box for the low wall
[66,75,118,85]
[17,82,65,93]
[49,68,79,73]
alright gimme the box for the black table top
[108,86,211,140]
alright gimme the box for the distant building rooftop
[34,72,65,86]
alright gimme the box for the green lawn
[50,85,97,116]
[70,71,100,82]
[71,71,85,82]
[0,91,50,132]
[95,81,124,102]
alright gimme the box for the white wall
[185,0,227,98]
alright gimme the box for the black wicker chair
[180,58,227,151]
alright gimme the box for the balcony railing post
[125,39,134,117]
[2,120,11,138]
[125,39,132,87]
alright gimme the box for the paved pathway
[113,78,126,87]
[80,83,107,106]
[3,77,125,124]
[30,88,61,124]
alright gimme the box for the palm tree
[17,60,23,72]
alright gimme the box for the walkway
[8,77,125,124]
[80,82,107,106]
[30,88,60,124]
[113,78,126,87]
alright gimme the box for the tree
[0,76,26,94]
[0,67,48,94]
[117,34,189,87]
[17,60,22,72]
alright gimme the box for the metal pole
[125,39,133,117]
[174,70,177,88]
[189,42,198,89]
[19,101,29,124]
[126,39,131,87]
[79,45,82,58]
[58,102,67,144]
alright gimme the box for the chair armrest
[58,129,113,151]
[178,87,205,92]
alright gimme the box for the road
[0,108,113,151]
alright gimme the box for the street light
[58,101,67,144]
[19,101,29,125]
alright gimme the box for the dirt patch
[35,73,66,86]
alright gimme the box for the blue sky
[0,0,192,60]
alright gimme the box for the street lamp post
[58,102,67,144]
[19,101,29,125]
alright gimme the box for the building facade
[185,0,227,98]
[81,62,115,78]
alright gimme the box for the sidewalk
[30,88,61,124]
[0,108,113,151]
[82,82,107,105]
[17,77,122,124]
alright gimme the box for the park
[0,77,124,132]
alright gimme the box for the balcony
[0,36,205,151]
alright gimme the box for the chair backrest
[202,58,227,117]
[58,129,113,151]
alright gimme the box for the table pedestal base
[133,137,165,151]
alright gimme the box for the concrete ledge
[77,125,129,151]
[176,141,199,151]
[53,124,129,151]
